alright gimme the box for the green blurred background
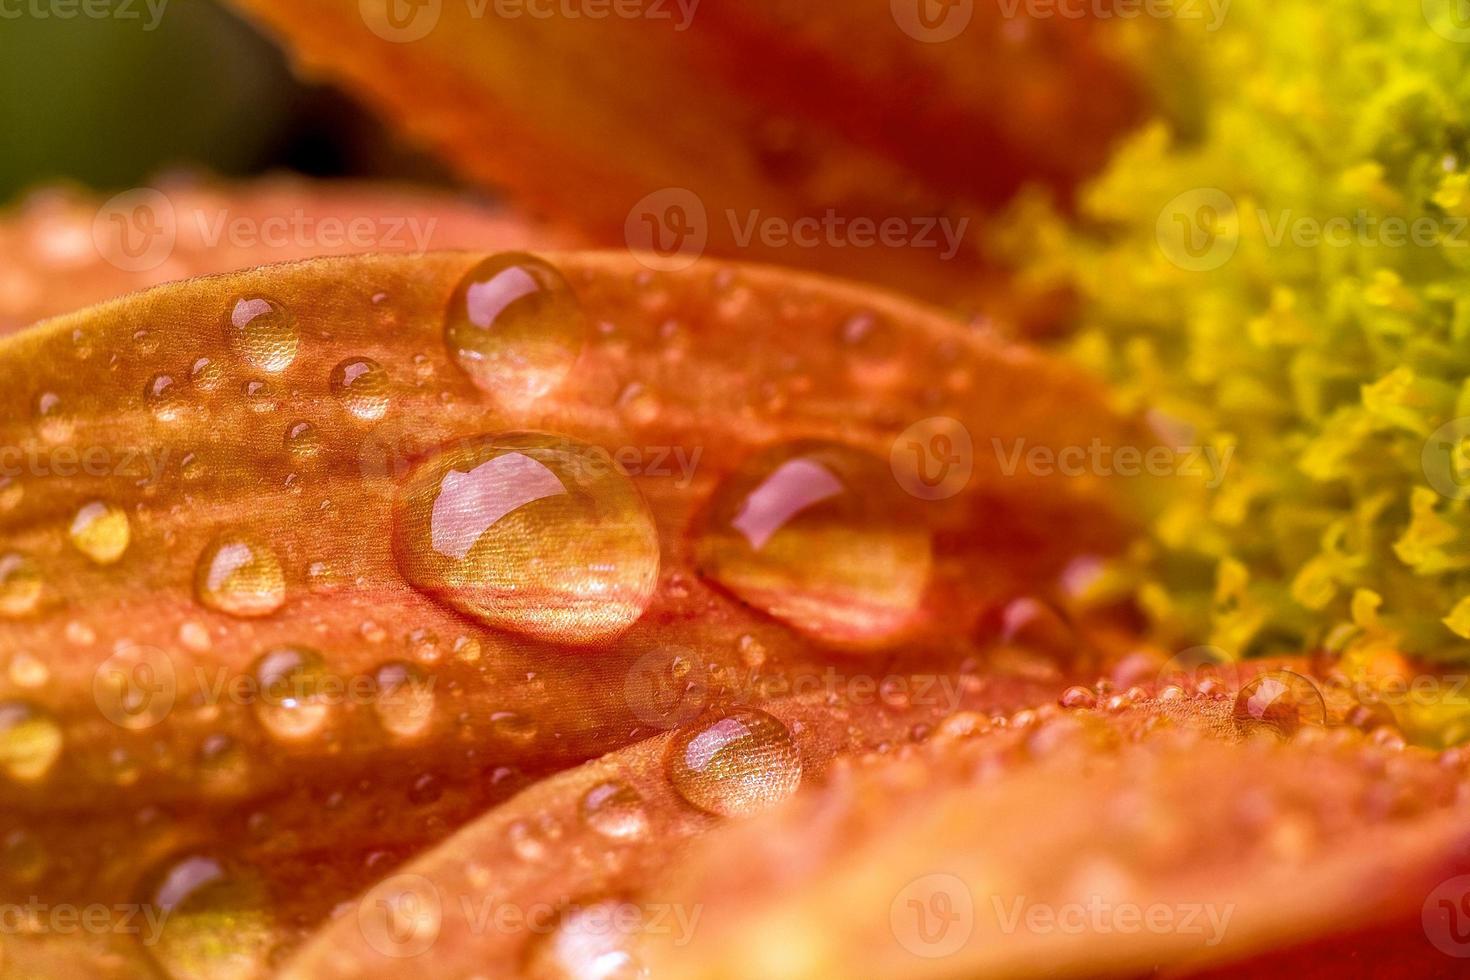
[0,0,451,206]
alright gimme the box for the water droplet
[8,652,48,689]
[250,646,333,742]
[1232,670,1327,739]
[2,829,46,883]
[0,477,21,513]
[0,553,42,617]
[579,780,649,840]
[527,902,648,980]
[490,711,538,746]
[1058,685,1096,709]
[190,356,224,392]
[243,379,280,414]
[372,661,435,739]
[69,500,130,565]
[445,253,587,402]
[145,374,187,422]
[226,296,298,374]
[330,358,391,421]
[141,854,277,980]
[195,535,285,618]
[667,708,801,817]
[0,701,62,782]
[393,432,660,644]
[285,421,322,461]
[696,442,930,646]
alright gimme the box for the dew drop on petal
[145,374,188,422]
[667,708,801,817]
[579,780,650,840]
[372,661,436,739]
[140,853,278,980]
[0,553,42,617]
[393,432,660,644]
[445,253,587,402]
[251,646,334,742]
[526,901,649,980]
[226,296,298,374]
[69,500,130,565]
[330,357,391,421]
[696,442,931,646]
[195,535,286,618]
[285,421,322,461]
[1232,669,1327,739]
[0,701,62,782]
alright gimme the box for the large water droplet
[696,442,931,646]
[579,780,649,840]
[445,253,587,402]
[526,901,649,980]
[226,296,298,374]
[140,854,277,980]
[667,708,801,817]
[330,357,391,421]
[0,701,61,782]
[251,646,334,742]
[195,535,285,618]
[69,500,130,565]
[393,432,660,644]
[0,553,42,617]
[372,661,436,739]
[1232,670,1327,739]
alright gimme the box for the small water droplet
[285,421,322,461]
[373,661,436,739]
[579,780,649,840]
[445,253,587,402]
[1058,685,1096,709]
[69,500,130,565]
[0,701,62,782]
[1232,670,1326,739]
[145,374,187,422]
[227,296,299,374]
[243,379,280,414]
[393,432,660,644]
[0,553,42,616]
[667,708,801,817]
[696,442,930,646]
[195,535,285,618]
[330,357,391,421]
[190,356,224,392]
[141,854,278,980]
[8,652,48,689]
[251,646,334,742]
